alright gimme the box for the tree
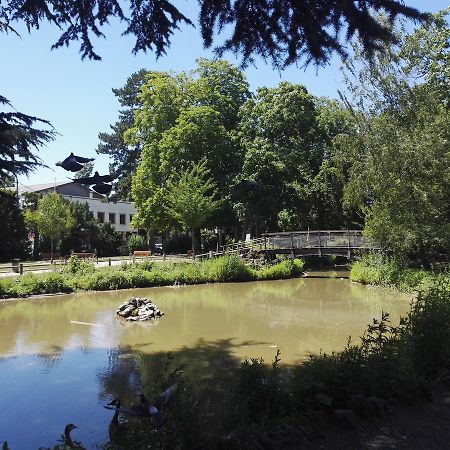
[0,190,29,261]
[96,69,149,200]
[34,193,74,260]
[22,191,42,259]
[0,96,55,185]
[165,159,223,255]
[92,222,123,257]
[237,82,354,234]
[1,1,427,67]
[73,161,94,180]
[0,1,428,188]
[59,201,97,255]
[340,11,450,259]
[129,59,248,242]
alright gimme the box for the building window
[109,213,116,224]
[119,214,126,225]
[97,212,105,222]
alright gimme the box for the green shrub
[127,234,148,253]
[202,255,255,282]
[350,253,436,291]
[0,256,305,299]
[40,272,73,294]
[0,277,19,298]
[256,258,304,281]
[16,273,44,296]
[63,254,95,275]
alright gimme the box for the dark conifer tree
[0,96,55,184]
[0,190,29,261]
[1,1,427,66]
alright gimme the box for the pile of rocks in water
[116,297,165,322]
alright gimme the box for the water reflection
[0,277,412,448]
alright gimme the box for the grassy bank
[0,255,304,299]
[91,278,450,449]
[350,253,447,291]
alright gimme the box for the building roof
[17,181,72,195]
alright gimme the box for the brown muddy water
[0,275,411,449]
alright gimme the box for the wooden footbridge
[197,230,380,260]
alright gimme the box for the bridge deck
[196,230,380,260]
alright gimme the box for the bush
[350,253,439,291]
[63,254,95,275]
[127,234,148,253]
[202,254,255,282]
[0,277,18,298]
[39,272,73,294]
[257,258,304,281]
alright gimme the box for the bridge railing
[262,230,380,250]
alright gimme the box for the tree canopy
[340,9,450,258]
[1,1,428,66]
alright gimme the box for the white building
[18,181,137,240]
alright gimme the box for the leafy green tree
[165,159,223,255]
[59,202,97,255]
[96,69,150,199]
[0,190,29,261]
[129,60,248,242]
[341,11,450,259]
[237,83,354,234]
[34,193,74,260]
[92,222,123,257]
[22,192,42,259]
[127,234,148,253]
[59,201,123,256]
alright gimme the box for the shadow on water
[0,337,269,449]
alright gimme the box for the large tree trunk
[50,237,54,263]
[32,229,40,260]
[191,227,201,256]
[148,230,155,253]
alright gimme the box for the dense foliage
[341,10,450,259]
[350,254,446,292]
[0,190,29,261]
[0,255,304,299]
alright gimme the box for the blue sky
[1,0,446,187]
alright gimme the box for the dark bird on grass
[139,384,178,427]
[232,179,261,193]
[104,384,177,428]
[92,182,113,195]
[104,398,149,418]
[74,171,119,185]
[56,153,94,172]
[105,400,128,445]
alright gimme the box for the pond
[0,275,411,449]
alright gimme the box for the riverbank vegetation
[351,254,448,292]
[0,255,304,299]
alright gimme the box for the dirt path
[302,393,450,449]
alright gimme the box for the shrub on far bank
[256,258,304,280]
[350,253,435,291]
